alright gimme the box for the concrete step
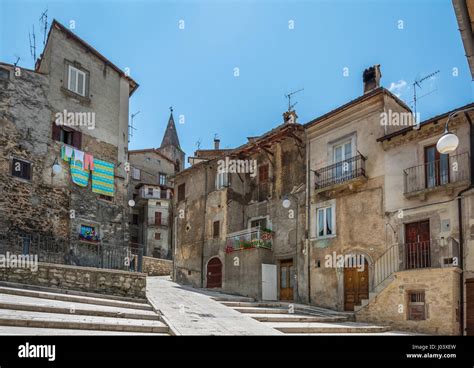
[249,313,349,323]
[0,281,148,304]
[220,301,290,308]
[0,309,169,333]
[0,294,160,321]
[0,326,169,335]
[212,296,255,303]
[263,321,391,334]
[0,286,153,311]
[233,307,291,314]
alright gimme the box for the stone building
[173,117,307,302]
[306,64,472,335]
[128,112,182,259]
[0,19,137,267]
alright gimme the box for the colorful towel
[70,159,90,187]
[92,159,114,196]
[61,145,74,162]
[84,153,94,171]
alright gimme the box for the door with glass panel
[333,140,352,182]
[424,145,449,189]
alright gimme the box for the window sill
[60,87,91,105]
[313,235,337,240]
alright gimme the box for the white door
[262,264,277,301]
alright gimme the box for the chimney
[283,110,298,124]
[363,65,382,93]
[214,138,220,150]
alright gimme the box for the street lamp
[52,158,62,175]
[436,108,474,154]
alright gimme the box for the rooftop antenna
[129,111,140,143]
[284,88,304,112]
[39,9,48,46]
[28,25,37,62]
[411,70,440,120]
[13,56,20,67]
[195,138,202,150]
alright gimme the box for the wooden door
[467,278,474,336]
[206,257,222,288]
[280,260,294,301]
[155,211,162,225]
[344,259,369,311]
[405,220,431,269]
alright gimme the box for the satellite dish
[128,199,135,207]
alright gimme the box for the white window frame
[68,65,86,96]
[216,172,229,190]
[316,204,336,239]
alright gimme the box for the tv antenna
[411,70,440,119]
[195,138,202,150]
[28,25,37,62]
[13,56,20,67]
[284,88,304,112]
[129,111,140,142]
[39,9,48,46]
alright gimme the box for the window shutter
[72,130,82,149]
[52,122,61,141]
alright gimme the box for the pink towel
[84,153,94,171]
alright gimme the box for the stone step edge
[0,281,148,304]
[251,316,349,323]
[0,301,160,321]
[0,286,153,312]
[274,326,392,334]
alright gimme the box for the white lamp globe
[128,199,135,207]
[436,132,459,154]
[52,163,62,174]
[282,198,291,209]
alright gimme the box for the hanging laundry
[83,153,94,171]
[73,149,85,165]
[61,145,74,162]
[70,159,90,187]
[92,159,114,196]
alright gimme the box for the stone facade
[0,262,146,298]
[142,256,173,276]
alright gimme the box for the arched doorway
[343,256,369,311]
[206,257,222,288]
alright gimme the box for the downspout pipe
[201,165,208,288]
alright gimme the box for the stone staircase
[0,282,170,335]
[216,298,393,334]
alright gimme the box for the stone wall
[355,267,461,335]
[142,256,172,276]
[0,262,146,298]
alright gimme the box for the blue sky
[1,0,473,160]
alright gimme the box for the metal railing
[0,231,143,272]
[403,152,469,194]
[371,238,459,292]
[225,226,273,252]
[314,154,367,190]
[147,217,169,227]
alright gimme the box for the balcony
[314,154,367,197]
[147,217,169,227]
[138,188,170,201]
[225,226,273,252]
[403,152,470,198]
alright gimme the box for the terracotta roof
[128,148,175,164]
[304,87,411,128]
[376,102,474,142]
[36,19,138,96]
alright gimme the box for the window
[155,212,162,225]
[99,194,113,202]
[159,173,167,186]
[424,145,449,188]
[155,232,161,240]
[213,221,220,238]
[11,158,32,181]
[407,291,426,320]
[333,140,352,178]
[216,172,229,190]
[131,167,141,180]
[317,206,335,238]
[178,183,186,202]
[250,218,267,229]
[68,65,87,96]
[148,188,154,196]
[52,123,82,149]
[132,214,139,225]
[259,164,269,183]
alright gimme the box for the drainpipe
[457,112,473,335]
[200,165,208,288]
[306,138,312,304]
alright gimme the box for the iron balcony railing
[225,226,273,252]
[314,154,367,190]
[371,238,459,292]
[147,217,169,227]
[403,152,470,195]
